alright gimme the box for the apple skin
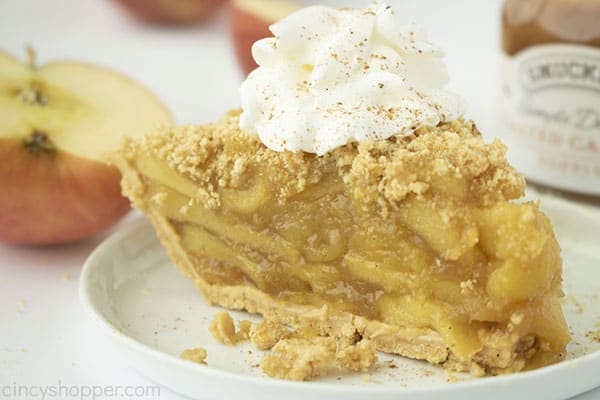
[113,0,226,25]
[230,2,273,75]
[0,138,130,245]
[0,50,173,246]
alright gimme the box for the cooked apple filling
[116,111,570,376]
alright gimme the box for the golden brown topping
[249,320,291,351]
[209,311,250,345]
[180,347,207,365]
[209,311,236,345]
[237,320,252,341]
[261,337,337,381]
[261,335,378,381]
[335,339,378,372]
[118,111,524,215]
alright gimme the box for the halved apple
[0,50,173,245]
[230,0,300,75]
[112,0,225,25]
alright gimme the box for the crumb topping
[261,337,336,381]
[335,339,378,372]
[119,110,525,215]
[205,312,378,381]
[209,311,249,345]
[180,347,207,365]
[249,320,291,351]
[261,335,378,381]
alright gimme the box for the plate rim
[79,196,600,398]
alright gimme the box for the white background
[0,0,598,399]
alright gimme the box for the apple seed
[23,131,56,154]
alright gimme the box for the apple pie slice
[115,110,570,377]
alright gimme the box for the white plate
[79,195,600,400]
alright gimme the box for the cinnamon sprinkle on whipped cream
[239,1,465,155]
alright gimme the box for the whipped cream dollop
[239,1,465,155]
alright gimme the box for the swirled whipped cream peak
[239,1,465,155]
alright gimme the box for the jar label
[500,44,600,194]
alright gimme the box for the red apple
[230,0,299,75]
[112,0,226,25]
[0,50,173,245]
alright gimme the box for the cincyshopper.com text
[1,381,161,399]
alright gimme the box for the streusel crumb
[249,320,291,351]
[261,335,379,381]
[118,110,524,215]
[261,337,337,381]
[209,311,249,345]
[335,340,378,372]
[180,347,207,365]
[237,320,252,341]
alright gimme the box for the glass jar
[500,0,600,197]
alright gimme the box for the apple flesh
[230,0,299,75]
[0,50,173,245]
[113,0,225,25]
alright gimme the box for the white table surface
[0,0,598,399]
